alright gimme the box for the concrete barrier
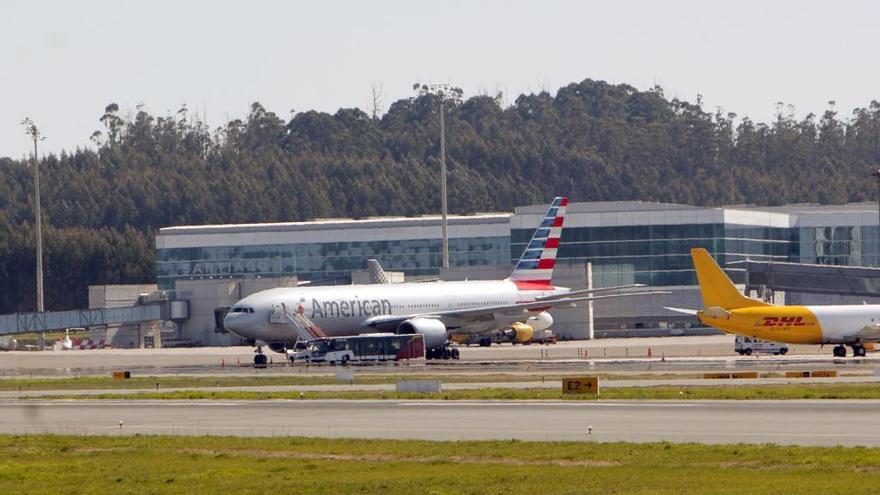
[785,370,837,378]
[731,372,758,379]
[810,370,837,378]
[785,371,811,378]
[703,373,731,379]
[703,372,759,379]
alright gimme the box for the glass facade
[158,236,510,289]
[512,223,791,287]
[797,226,880,267]
[157,203,880,292]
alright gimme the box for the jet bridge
[0,300,188,337]
[727,259,880,298]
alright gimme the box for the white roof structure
[157,213,512,249]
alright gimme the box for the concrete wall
[88,284,157,309]
[88,284,162,348]
[174,277,299,346]
[238,277,299,298]
[100,321,163,349]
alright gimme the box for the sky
[1,0,878,158]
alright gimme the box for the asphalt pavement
[3,399,879,446]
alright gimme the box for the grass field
[29,382,880,401]
[1,435,879,494]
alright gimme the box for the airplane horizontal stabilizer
[664,307,699,315]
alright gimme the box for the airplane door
[269,302,288,324]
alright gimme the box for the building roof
[159,213,511,236]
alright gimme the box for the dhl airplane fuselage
[685,248,880,357]
[701,304,880,345]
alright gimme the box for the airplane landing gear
[852,345,867,357]
[426,346,460,360]
[254,347,268,368]
[832,345,847,358]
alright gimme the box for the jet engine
[502,322,534,343]
[267,343,287,354]
[396,318,448,350]
[527,312,553,331]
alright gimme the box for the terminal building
[151,200,880,346]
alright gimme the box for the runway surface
[3,399,879,446]
[2,336,879,377]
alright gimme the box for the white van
[286,341,310,362]
[735,336,789,356]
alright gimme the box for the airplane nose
[224,312,244,335]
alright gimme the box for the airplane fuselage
[224,279,566,344]
[699,304,880,345]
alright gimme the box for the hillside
[2,79,879,312]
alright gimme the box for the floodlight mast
[22,118,44,313]
[414,83,461,269]
[874,168,880,261]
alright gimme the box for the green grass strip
[26,383,880,401]
[1,434,879,494]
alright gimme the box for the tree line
[1,79,879,312]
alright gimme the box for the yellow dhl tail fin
[690,248,771,309]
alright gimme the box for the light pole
[22,118,45,313]
[414,83,462,269]
[873,168,880,266]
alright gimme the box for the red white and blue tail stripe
[509,197,567,288]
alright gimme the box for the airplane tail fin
[366,259,390,284]
[690,248,770,309]
[509,197,567,287]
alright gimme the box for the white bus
[294,333,426,364]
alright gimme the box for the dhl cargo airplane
[670,248,880,357]
[224,197,663,365]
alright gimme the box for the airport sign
[562,376,599,395]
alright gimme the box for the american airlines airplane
[224,197,658,364]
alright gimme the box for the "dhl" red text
[760,316,807,327]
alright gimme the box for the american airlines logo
[759,316,807,327]
[311,298,392,319]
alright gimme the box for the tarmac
[2,398,879,446]
[2,336,878,377]
[2,336,880,447]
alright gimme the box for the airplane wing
[534,284,645,301]
[364,290,669,332]
[853,323,880,342]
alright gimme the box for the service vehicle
[299,333,426,364]
[734,336,789,355]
